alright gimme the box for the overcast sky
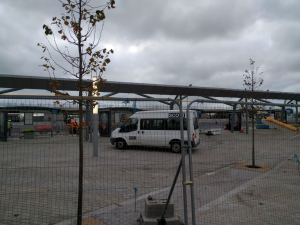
[1,0,300,99]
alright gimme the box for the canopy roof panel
[0,74,299,101]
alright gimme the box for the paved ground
[0,128,300,225]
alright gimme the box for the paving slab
[0,129,299,224]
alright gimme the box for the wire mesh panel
[186,101,300,224]
[1,97,300,225]
[0,98,188,225]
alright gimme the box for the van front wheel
[116,139,127,149]
[171,142,181,153]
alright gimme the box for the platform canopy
[0,74,299,101]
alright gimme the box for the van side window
[140,119,164,130]
[166,119,187,130]
[193,117,199,129]
[120,118,138,133]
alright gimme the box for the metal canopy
[0,74,299,100]
[0,88,21,94]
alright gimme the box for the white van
[110,110,200,153]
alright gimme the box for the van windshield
[120,118,138,133]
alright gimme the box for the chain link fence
[0,96,300,225]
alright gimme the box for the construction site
[1,75,300,225]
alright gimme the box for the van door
[140,119,166,147]
[192,112,200,147]
[119,118,140,146]
[165,118,183,144]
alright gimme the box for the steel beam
[104,92,118,97]
[0,88,20,94]
[136,93,171,106]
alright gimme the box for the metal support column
[51,114,53,137]
[92,77,98,157]
[231,104,236,133]
[93,113,98,157]
[86,101,90,141]
[0,111,8,142]
[89,103,93,143]
[170,103,174,110]
[296,101,299,124]
[281,106,285,123]
[89,92,93,143]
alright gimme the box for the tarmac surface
[0,127,300,225]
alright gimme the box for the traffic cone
[224,124,226,130]
[240,123,244,133]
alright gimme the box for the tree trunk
[77,1,83,224]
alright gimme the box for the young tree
[38,1,115,224]
[240,59,264,168]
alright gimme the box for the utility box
[140,197,180,225]
[145,198,174,218]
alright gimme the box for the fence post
[179,95,188,225]
[186,102,196,225]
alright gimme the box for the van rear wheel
[116,139,127,149]
[171,142,181,153]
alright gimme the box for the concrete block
[140,212,180,225]
[145,198,174,218]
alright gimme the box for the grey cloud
[0,0,64,76]
[269,22,300,53]
[258,0,300,22]
[105,0,259,44]
[1,0,300,97]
